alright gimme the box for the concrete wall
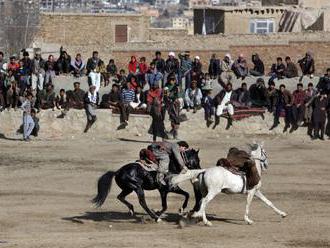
[300,0,330,8]
[224,9,284,34]
[34,14,330,76]
[37,13,150,46]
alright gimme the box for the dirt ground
[0,130,330,248]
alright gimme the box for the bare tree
[0,0,40,55]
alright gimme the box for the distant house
[194,6,285,35]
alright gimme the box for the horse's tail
[91,170,116,207]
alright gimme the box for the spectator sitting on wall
[100,83,121,109]
[44,55,56,85]
[146,62,163,88]
[184,80,202,113]
[269,57,285,82]
[152,51,166,75]
[249,78,268,108]
[266,80,279,113]
[283,56,298,78]
[249,53,264,77]
[57,49,71,74]
[128,56,139,76]
[235,82,251,107]
[137,57,148,86]
[298,51,315,81]
[208,53,221,80]
[71,53,85,77]
[39,83,56,110]
[232,54,248,80]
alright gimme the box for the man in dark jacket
[310,93,328,140]
[269,57,285,82]
[249,53,264,77]
[152,51,166,75]
[284,56,298,78]
[208,54,221,79]
[249,78,268,107]
[235,82,251,107]
[291,83,306,132]
[270,84,293,132]
[316,68,330,95]
[298,52,315,81]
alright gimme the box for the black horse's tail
[92,170,116,207]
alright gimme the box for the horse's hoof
[281,212,288,218]
[128,210,134,216]
[192,212,202,218]
[204,221,213,227]
[178,208,185,215]
[244,217,253,225]
[156,218,162,223]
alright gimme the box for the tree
[0,0,40,55]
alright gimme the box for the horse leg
[135,187,160,222]
[255,190,287,218]
[117,189,134,216]
[200,191,217,226]
[156,189,168,217]
[170,187,189,214]
[192,190,217,226]
[244,188,257,225]
[192,181,203,212]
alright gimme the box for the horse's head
[183,148,201,170]
[249,141,268,171]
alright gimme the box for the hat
[202,83,213,91]
[10,54,16,59]
[225,53,231,60]
[168,52,175,57]
[23,51,29,57]
[195,56,200,60]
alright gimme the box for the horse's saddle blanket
[136,161,158,172]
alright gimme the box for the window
[250,19,275,34]
[115,25,128,43]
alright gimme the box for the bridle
[253,147,268,170]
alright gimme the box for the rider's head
[177,141,189,149]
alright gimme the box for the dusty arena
[0,106,330,248]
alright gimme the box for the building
[194,6,285,35]
[172,17,190,29]
[155,0,180,8]
[37,12,150,45]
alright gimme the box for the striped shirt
[121,88,135,104]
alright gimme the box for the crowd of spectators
[0,48,329,140]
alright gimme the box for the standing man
[84,85,99,133]
[21,92,35,141]
[31,51,45,92]
[291,83,306,132]
[86,51,103,92]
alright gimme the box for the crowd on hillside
[0,48,329,141]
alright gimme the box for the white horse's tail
[170,169,205,187]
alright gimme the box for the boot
[283,125,290,133]
[84,121,92,133]
[225,115,233,130]
[157,173,167,186]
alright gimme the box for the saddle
[216,158,245,176]
[216,157,260,190]
[136,160,158,172]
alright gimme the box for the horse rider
[146,141,189,186]
[217,147,260,189]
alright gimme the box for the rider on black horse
[140,141,189,186]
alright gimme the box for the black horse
[92,149,202,221]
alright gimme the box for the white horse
[171,142,287,226]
